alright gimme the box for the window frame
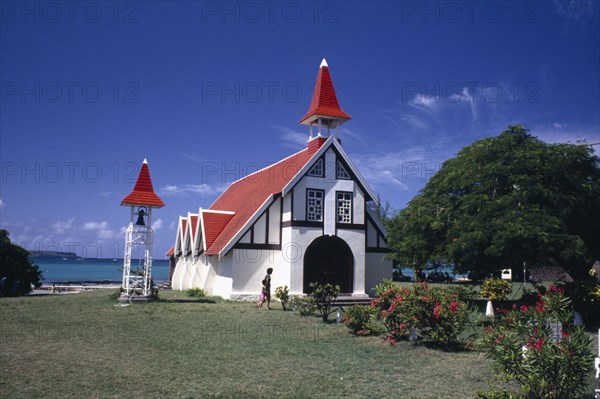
[306,188,325,222]
[336,191,353,224]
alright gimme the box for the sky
[1,0,599,259]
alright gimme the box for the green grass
[0,289,596,399]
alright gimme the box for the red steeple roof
[299,59,351,126]
[121,159,165,208]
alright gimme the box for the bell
[135,207,146,226]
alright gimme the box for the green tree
[387,126,600,280]
[0,230,42,296]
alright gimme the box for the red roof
[189,215,199,242]
[204,141,325,255]
[121,160,165,208]
[181,218,187,240]
[166,245,174,257]
[202,211,235,253]
[299,60,351,125]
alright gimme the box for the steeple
[299,58,351,138]
[121,158,165,208]
[119,159,164,302]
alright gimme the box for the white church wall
[268,197,281,244]
[239,230,251,243]
[365,252,393,295]
[171,257,185,290]
[288,226,323,294]
[282,194,291,222]
[367,221,378,248]
[209,253,233,298]
[229,248,289,299]
[336,229,367,296]
[253,213,267,244]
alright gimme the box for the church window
[306,189,324,221]
[336,160,351,179]
[307,158,324,177]
[336,191,352,223]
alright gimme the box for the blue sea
[31,258,170,284]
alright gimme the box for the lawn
[0,289,596,399]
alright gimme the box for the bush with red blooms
[371,283,470,349]
[479,285,594,399]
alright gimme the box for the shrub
[371,283,471,348]
[560,279,600,328]
[480,285,594,399]
[480,278,512,301]
[187,288,206,298]
[289,296,316,316]
[0,230,42,296]
[343,305,377,335]
[274,285,290,311]
[373,278,396,297]
[308,282,340,322]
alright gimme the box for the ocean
[31,258,170,284]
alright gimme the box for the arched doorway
[303,235,353,293]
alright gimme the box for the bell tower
[299,58,352,140]
[119,158,165,302]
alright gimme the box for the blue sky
[1,0,599,258]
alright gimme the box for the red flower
[495,334,505,344]
[535,301,545,312]
[450,301,459,313]
[388,303,396,312]
[433,302,442,319]
[550,285,565,295]
[386,336,396,345]
[561,330,571,338]
[529,338,544,350]
[520,305,530,312]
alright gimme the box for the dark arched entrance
[303,235,353,293]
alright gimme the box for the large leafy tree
[0,229,42,296]
[387,126,600,280]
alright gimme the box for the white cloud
[553,0,597,21]
[276,126,309,149]
[401,114,429,130]
[51,218,75,234]
[97,229,117,239]
[0,198,4,208]
[160,183,228,197]
[151,219,164,231]
[169,221,177,230]
[83,221,110,231]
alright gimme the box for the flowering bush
[480,285,594,399]
[373,278,397,297]
[371,283,470,348]
[480,278,512,301]
[342,305,377,336]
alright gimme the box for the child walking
[257,267,273,310]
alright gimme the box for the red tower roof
[299,59,351,126]
[121,159,165,208]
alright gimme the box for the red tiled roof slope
[203,212,235,252]
[205,142,323,255]
[299,63,351,124]
[166,246,174,257]
[121,161,165,208]
[180,219,187,242]
[189,215,199,241]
